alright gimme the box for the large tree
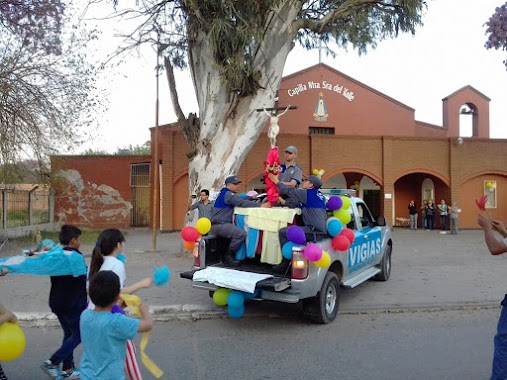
[106,0,426,193]
[485,2,507,69]
[0,1,101,182]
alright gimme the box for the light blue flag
[0,244,87,277]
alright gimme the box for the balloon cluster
[282,226,331,269]
[181,218,211,249]
[213,288,259,319]
[312,168,325,178]
[325,195,355,251]
[0,322,25,361]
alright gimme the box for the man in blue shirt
[211,175,270,264]
[268,174,327,273]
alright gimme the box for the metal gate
[130,163,151,227]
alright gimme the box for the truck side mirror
[376,217,386,226]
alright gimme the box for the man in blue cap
[268,173,327,273]
[211,175,270,265]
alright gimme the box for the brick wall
[51,155,150,230]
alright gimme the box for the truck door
[347,202,383,275]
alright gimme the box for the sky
[80,0,507,154]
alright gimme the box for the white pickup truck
[180,189,393,324]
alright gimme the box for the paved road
[2,308,499,380]
[1,228,507,323]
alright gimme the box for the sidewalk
[1,228,505,324]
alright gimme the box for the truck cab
[181,189,393,324]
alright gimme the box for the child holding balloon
[0,304,18,380]
[80,270,153,380]
[87,228,153,380]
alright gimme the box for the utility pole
[152,32,161,252]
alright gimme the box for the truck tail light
[192,239,201,268]
[291,248,308,280]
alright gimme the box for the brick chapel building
[52,63,506,231]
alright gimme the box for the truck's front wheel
[302,271,340,324]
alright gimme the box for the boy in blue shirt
[80,270,153,380]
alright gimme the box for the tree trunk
[184,4,299,194]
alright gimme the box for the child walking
[87,229,152,380]
[0,304,18,380]
[80,270,153,380]
[41,225,87,380]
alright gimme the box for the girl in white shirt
[87,228,152,380]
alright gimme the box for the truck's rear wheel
[302,271,340,324]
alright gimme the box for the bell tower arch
[442,85,490,138]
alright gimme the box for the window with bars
[130,163,150,187]
[309,127,335,135]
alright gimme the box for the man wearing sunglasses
[275,145,303,208]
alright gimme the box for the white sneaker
[62,368,80,379]
[440,231,446,234]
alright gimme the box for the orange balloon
[183,240,195,250]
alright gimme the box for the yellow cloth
[119,294,164,379]
[235,208,301,264]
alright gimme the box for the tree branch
[295,0,386,33]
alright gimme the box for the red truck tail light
[291,247,308,280]
[192,239,201,268]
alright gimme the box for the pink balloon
[304,243,323,262]
[181,226,200,242]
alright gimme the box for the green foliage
[117,142,151,155]
[104,0,426,97]
[82,148,111,156]
[485,2,507,69]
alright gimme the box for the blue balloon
[242,289,260,300]
[327,219,343,237]
[281,241,297,260]
[227,291,245,308]
[153,266,170,286]
[228,304,245,319]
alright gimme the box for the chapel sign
[287,80,356,102]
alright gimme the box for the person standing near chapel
[408,200,418,230]
[438,199,449,234]
[449,202,462,235]
[187,189,214,220]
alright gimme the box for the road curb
[15,300,502,327]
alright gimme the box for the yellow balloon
[333,209,352,225]
[312,169,319,175]
[340,196,351,210]
[0,322,26,361]
[320,169,325,175]
[196,218,211,235]
[486,181,493,188]
[314,251,331,268]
